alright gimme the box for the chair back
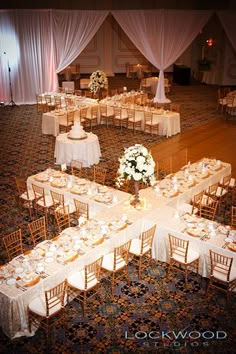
[91,105,99,118]
[206,182,219,197]
[2,229,23,261]
[220,174,232,190]
[144,111,153,123]
[15,177,30,198]
[45,280,68,317]
[140,225,156,255]
[84,256,103,290]
[100,104,108,116]
[191,190,204,213]
[50,190,65,208]
[127,108,135,120]
[28,216,47,246]
[113,240,131,271]
[71,160,83,178]
[155,156,172,179]
[209,250,233,282]
[74,199,89,220]
[169,234,189,263]
[113,106,122,118]
[231,206,236,229]
[199,198,218,220]
[80,107,88,121]
[55,205,70,233]
[67,110,75,126]
[32,184,46,206]
[93,165,107,185]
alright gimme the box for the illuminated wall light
[206,38,214,47]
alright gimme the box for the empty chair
[79,107,88,125]
[199,198,219,221]
[28,216,47,247]
[74,89,82,96]
[144,111,159,136]
[67,256,103,315]
[190,190,204,214]
[45,94,56,112]
[168,234,199,286]
[32,184,54,225]
[216,88,227,113]
[84,106,99,131]
[2,229,24,262]
[113,106,128,130]
[127,108,142,134]
[28,280,68,344]
[35,93,47,113]
[101,240,131,299]
[59,110,75,133]
[71,160,83,178]
[74,199,89,221]
[100,104,114,127]
[219,174,235,190]
[84,90,93,98]
[155,157,172,179]
[14,177,35,217]
[206,250,236,299]
[54,205,71,233]
[50,190,65,210]
[129,225,156,279]
[93,165,107,185]
[231,206,236,229]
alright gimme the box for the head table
[0,158,234,339]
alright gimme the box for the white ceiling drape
[52,10,109,74]
[0,9,108,104]
[112,10,212,103]
[217,11,236,51]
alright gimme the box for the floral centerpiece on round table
[116,144,156,206]
[89,70,108,95]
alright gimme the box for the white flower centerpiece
[89,70,108,96]
[117,144,156,206]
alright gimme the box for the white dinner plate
[6,278,16,286]
[45,257,54,263]
[15,267,24,274]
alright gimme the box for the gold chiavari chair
[54,205,71,233]
[113,106,128,130]
[79,107,88,125]
[199,198,219,221]
[28,280,68,345]
[231,206,236,229]
[45,94,56,112]
[28,216,47,247]
[31,184,54,225]
[2,229,24,262]
[67,256,103,315]
[206,250,236,300]
[167,234,199,286]
[144,111,159,136]
[84,105,99,131]
[73,199,89,221]
[100,104,114,127]
[93,165,107,185]
[129,225,156,279]
[14,177,35,218]
[59,110,75,133]
[101,240,131,299]
[127,108,142,134]
[35,93,47,113]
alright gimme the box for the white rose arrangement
[116,144,156,187]
[89,70,108,93]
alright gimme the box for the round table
[54,132,101,167]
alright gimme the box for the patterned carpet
[0,80,236,353]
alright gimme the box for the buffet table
[54,132,101,167]
[0,158,234,339]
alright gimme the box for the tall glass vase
[130,180,140,207]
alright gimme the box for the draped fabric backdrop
[0,9,235,105]
[217,11,236,51]
[0,10,108,104]
[112,10,212,103]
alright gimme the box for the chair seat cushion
[172,247,199,264]
[21,190,35,201]
[212,264,236,282]
[102,252,126,271]
[68,270,98,290]
[29,295,66,317]
[129,238,150,256]
[37,195,53,207]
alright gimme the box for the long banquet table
[0,158,234,339]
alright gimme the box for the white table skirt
[54,132,101,167]
[0,159,233,339]
[106,105,180,137]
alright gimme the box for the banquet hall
[0,1,236,353]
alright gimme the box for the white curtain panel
[217,11,236,51]
[52,10,109,74]
[0,10,108,104]
[112,10,212,103]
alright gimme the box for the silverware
[16,284,27,292]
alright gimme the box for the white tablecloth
[54,132,101,167]
[0,158,233,339]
